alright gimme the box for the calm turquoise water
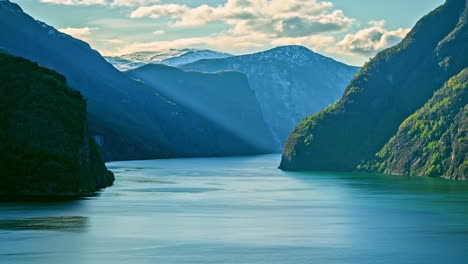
[1,154,468,263]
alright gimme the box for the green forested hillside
[280,0,467,179]
[362,69,467,180]
[0,52,114,196]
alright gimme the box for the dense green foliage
[0,53,114,196]
[361,69,467,179]
[280,0,467,179]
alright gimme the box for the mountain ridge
[280,0,467,179]
[181,45,360,147]
[106,49,232,71]
[0,0,275,161]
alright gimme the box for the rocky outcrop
[0,52,114,196]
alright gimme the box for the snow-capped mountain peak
[245,45,334,65]
[105,49,232,71]
[180,45,360,147]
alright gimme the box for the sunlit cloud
[109,33,270,55]
[130,0,353,37]
[59,27,98,41]
[40,0,107,5]
[101,38,124,44]
[368,20,386,27]
[131,4,189,19]
[333,24,410,55]
[90,18,155,30]
[271,35,337,50]
[40,0,160,6]
[108,24,409,59]
[44,0,415,65]
[152,30,165,35]
[111,0,160,7]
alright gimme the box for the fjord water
[1,155,467,264]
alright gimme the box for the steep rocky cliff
[280,0,467,178]
[362,69,467,180]
[0,52,114,196]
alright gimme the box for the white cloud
[276,10,353,37]
[59,27,98,38]
[45,0,410,65]
[333,26,410,55]
[101,38,124,44]
[152,30,165,35]
[40,0,159,6]
[110,33,270,55]
[111,0,159,7]
[368,20,386,27]
[107,23,409,61]
[90,18,154,30]
[130,0,354,37]
[271,35,336,50]
[40,0,107,5]
[131,4,189,19]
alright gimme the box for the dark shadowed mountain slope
[280,0,467,177]
[0,52,114,196]
[0,0,273,161]
[126,64,275,153]
[181,45,360,147]
[361,68,467,180]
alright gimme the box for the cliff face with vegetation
[0,52,114,196]
[127,64,275,154]
[280,0,467,179]
[362,69,467,180]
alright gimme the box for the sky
[15,0,444,66]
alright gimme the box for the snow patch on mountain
[161,50,232,67]
[105,49,232,71]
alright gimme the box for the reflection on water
[0,216,88,233]
[123,187,223,193]
[1,154,467,264]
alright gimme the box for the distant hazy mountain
[127,64,275,152]
[105,49,232,71]
[181,45,360,147]
[103,56,142,72]
[0,52,114,196]
[0,0,273,161]
[280,0,467,179]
